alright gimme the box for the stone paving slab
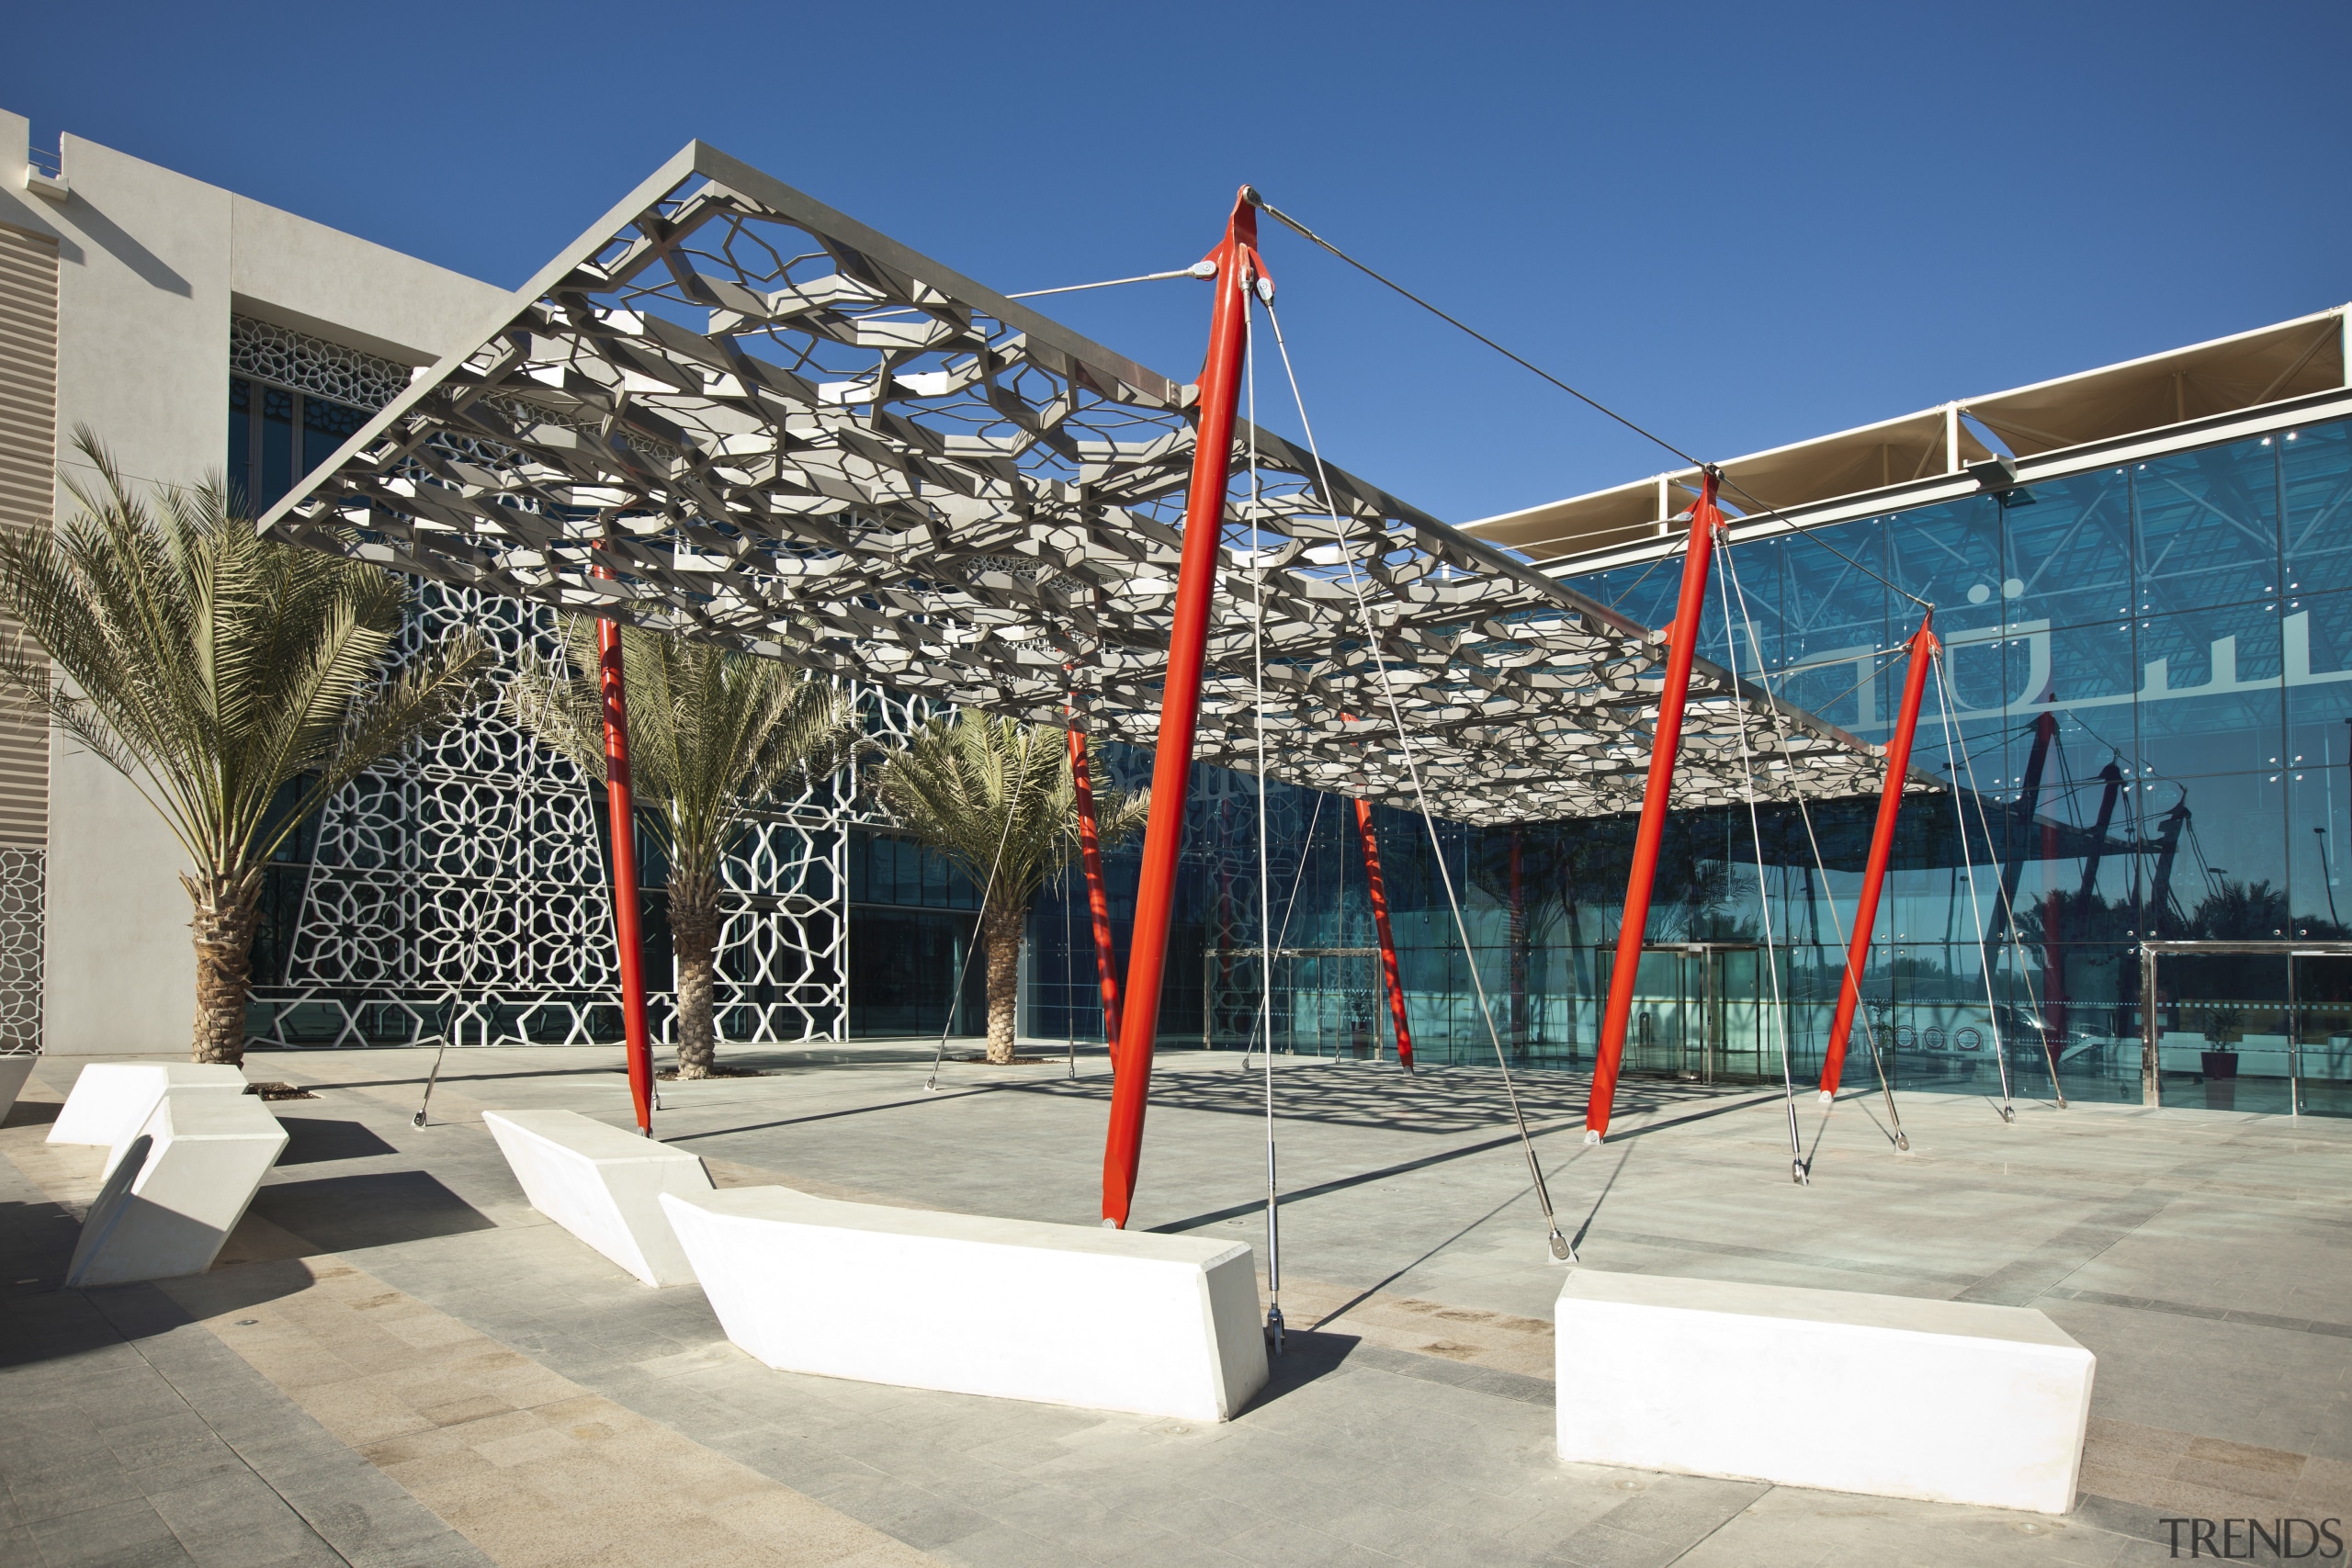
[9,1044,2352,1565]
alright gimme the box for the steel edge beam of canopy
[255,140,1936,835]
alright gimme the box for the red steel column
[1585,471,1724,1142]
[1353,797,1417,1071]
[593,558,655,1135]
[1818,618,1939,1100]
[1102,190,1262,1226]
[1069,726,1121,1064]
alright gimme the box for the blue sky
[10,2,2348,525]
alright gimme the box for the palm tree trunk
[671,868,722,1079]
[983,898,1024,1065]
[183,867,264,1066]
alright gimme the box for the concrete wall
[0,107,509,1055]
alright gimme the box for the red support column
[593,562,655,1135]
[1818,618,1939,1100]
[1102,190,1262,1226]
[1069,726,1121,1064]
[1352,797,1416,1071]
[1585,471,1724,1143]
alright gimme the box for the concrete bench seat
[65,1089,288,1287]
[662,1186,1269,1422]
[1555,1269,2093,1515]
[0,1054,32,1120]
[50,1062,251,1172]
[483,1109,713,1287]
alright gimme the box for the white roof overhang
[1471,307,2349,566]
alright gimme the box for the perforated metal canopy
[259,142,1926,826]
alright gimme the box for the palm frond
[0,427,486,880]
[506,615,860,883]
[873,714,1147,923]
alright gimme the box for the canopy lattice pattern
[262,143,1919,825]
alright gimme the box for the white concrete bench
[662,1186,1268,1422]
[1555,1269,2093,1515]
[0,1054,33,1120]
[50,1063,250,1173]
[65,1089,288,1287]
[483,1110,712,1287]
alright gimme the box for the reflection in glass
[2283,423,2352,596]
[2135,438,2280,618]
[2005,467,2132,632]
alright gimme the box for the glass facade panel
[2283,422,2352,594]
[1521,414,2352,1117]
[303,395,368,475]
[1711,534,1782,676]
[2285,764,2348,936]
[1885,493,2002,645]
[2133,601,2284,780]
[1579,552,1683,632]
[2134,437,2280,618]
[228,378,252,513]
[260,386,294,510]
[2005,467,2133,633]
[229,374,368,521]
[1781,516,1889,688]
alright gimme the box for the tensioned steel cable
[1718,537,1908,1156]
[1244,295,1286,1352]
[1933,650,2019,1119]
[1962,710,2067,1110]
[1264,296,1575,1264]
[1713,536,1810,1184]
[869,265,1208,321]
[1241,190,1932,614]
[1241,791,1327,1071]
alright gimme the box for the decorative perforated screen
[260,142,1924,827]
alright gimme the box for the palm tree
[0,430,489,1065]
[874,714,1147,1064]
[507,620,858,1078]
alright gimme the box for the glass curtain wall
[1071,415,2352,1116]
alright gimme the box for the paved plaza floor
[4,1040,2350,1566]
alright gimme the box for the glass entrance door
[2295,953,2352,1117]
[2141,943,2352,1116]
[1628,945,1765,1084]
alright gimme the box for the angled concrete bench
[50,1062,251,1174]
[0,1053,33,1120]
[662,1186,1268,1422]
[483,1110,712,1287]
[65,1089,288,1286]
[1556,1269,2093,1514]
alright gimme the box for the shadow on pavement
[250,1170,495,1253]
[1239,1327,1363,1414]
[275,1117,400,1166]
